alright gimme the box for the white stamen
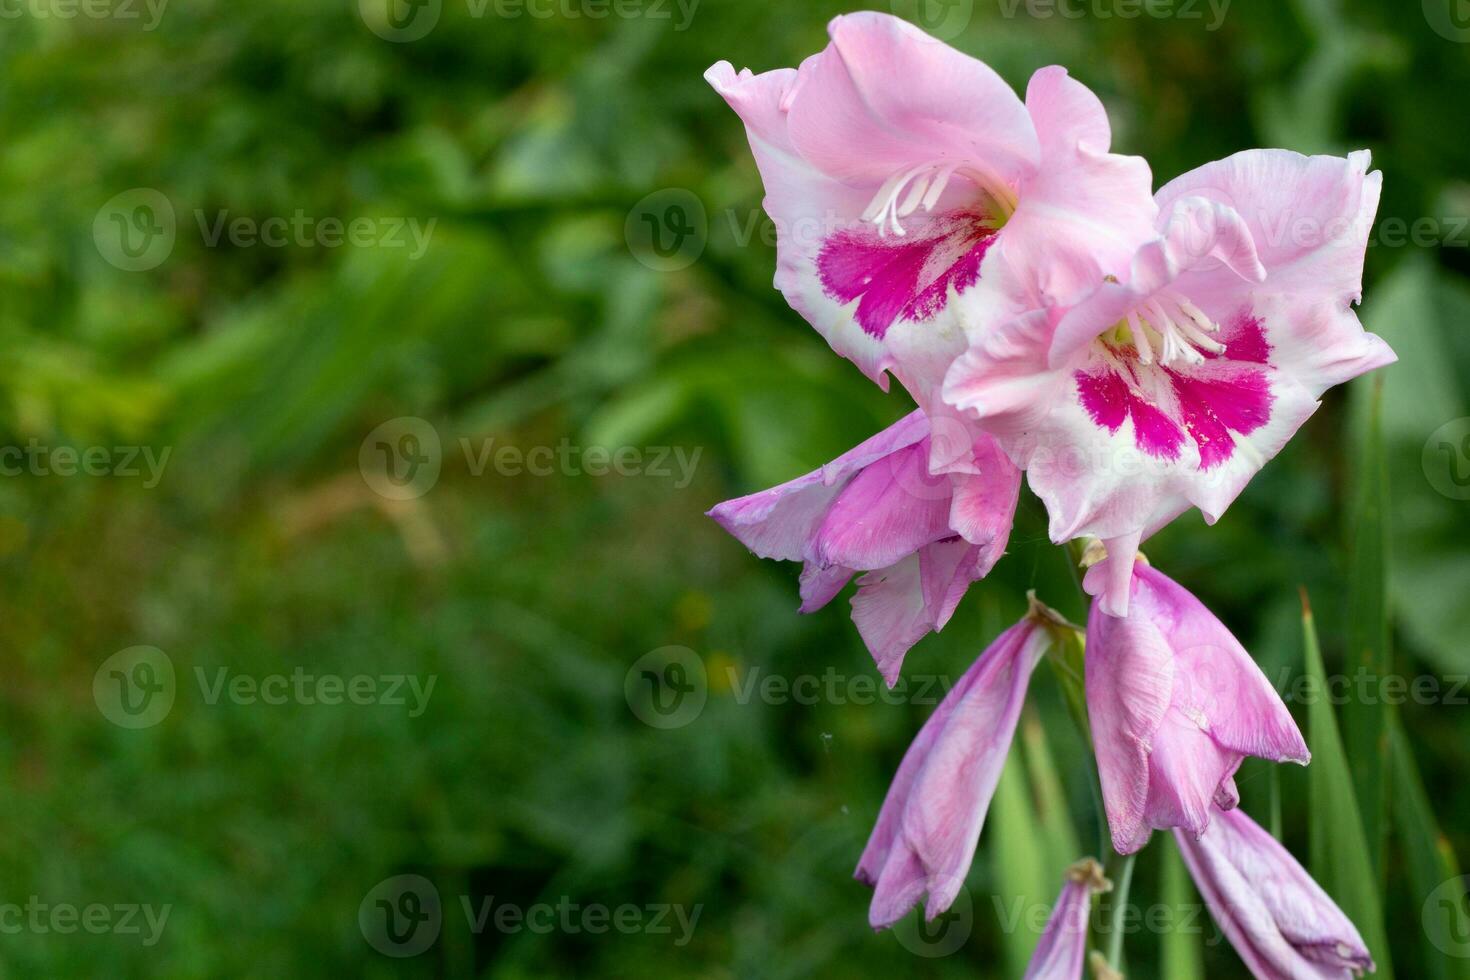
[1106,291,1227,366]
[1126,310,1154,364]
[861,160,1016,237]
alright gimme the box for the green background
[2,0,1469,975]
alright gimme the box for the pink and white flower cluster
[705,11,1387,977]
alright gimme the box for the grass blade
[1160,836,1204,980]
[1302,590,1394,977]
[1390,721,1470,980]
[1343,377,1392,880]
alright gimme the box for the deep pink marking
[817,211,996,340]
[1168,369,1274,470]
[1075,366,1185,461]
[1212,310,1271,365]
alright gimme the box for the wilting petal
[857,617,1050,927]
[1086,564,1307,853]
[1024,859,1111,980]
[709,411,1020,682]
[1176,806,1374,978]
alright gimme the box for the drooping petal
[857,618,1049,926]
[851,538,981,686]
[708,411,1020,683]
[1086,565,1307,853]
[706,410,929,562]
[1176,806,1374,978]
[1023,859,1111,980]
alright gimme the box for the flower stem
[1105,850,1137,971]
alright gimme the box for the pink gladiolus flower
[946,150,1395,614]
[1176,806,1375,978]
[856,612,1051,927]
[1085,562,1308,853]
[706,11,1155,473]
[1023,859,1111,980]
[707,410,1020,684]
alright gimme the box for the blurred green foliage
[0,0,1468,976]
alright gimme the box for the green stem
[1105,851,1137,971]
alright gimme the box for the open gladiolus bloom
[704,10,1392,976]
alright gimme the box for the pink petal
[706,411,929,562]
[1176,807,1374,977]
[1086,565,1307,853]
[785,13,1037,187]
[857,619,1049,926]
[1023,860,1110,980]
